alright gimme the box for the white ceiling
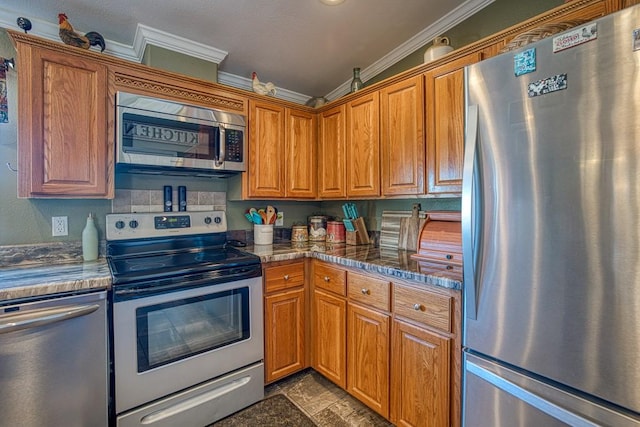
[0,0,494,104]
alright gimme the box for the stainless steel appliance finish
[463,6,640,426]
[115,91,246,177]
[0,291,108,427]
[106,211,264,426]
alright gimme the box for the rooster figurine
[251,72,277,96]
[58,13,105,52]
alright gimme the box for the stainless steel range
[106,211,264,427]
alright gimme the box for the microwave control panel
[225,129,244,162]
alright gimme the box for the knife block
[346,217,370,245]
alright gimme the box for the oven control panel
[106,211,227,240]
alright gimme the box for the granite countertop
[246,241,463,291]
[0,241,462,303]
[0,260,112,302]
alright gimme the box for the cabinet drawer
[265,262,305,293]
[314,262,346,296]
[348,272,390,312]
[393,284,452,333]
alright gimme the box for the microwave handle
[216,127,225,167]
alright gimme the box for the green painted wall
[367,0,564,86]
[143,45,218,83]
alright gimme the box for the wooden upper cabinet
[425,53,481,196]
[285,109,316,198]
[318,104,347,198]
[346,92,380,197]
[247,99,285,198]
[380,76,425,196]
[15,41,113,198]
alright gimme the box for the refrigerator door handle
[462,103,480,320]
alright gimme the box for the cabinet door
[285,108,316,198]
[318,105,347,198]
[312,289,347,388]
[16,43,113,198]
[347,303,390,418]
[264,288,305,383]
[391,319,451,427]
[380,76,425,196]
[247,100,285,198]
[346,92,380,197]
[425,53,481,196]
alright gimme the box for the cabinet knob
[324,276,330,282]
[284,274,290,280]
[361,288,370,295]
[413,303,423,311]
[446,254,453,260]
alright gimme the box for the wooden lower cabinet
[390,319,451,427]
[312,289,347,388]
[264,288,306,383]
[309,261,460,426]
[347,302,390,418]
[264,262,306,383]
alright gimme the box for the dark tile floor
[265,369,394,427]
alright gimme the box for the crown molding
[217,71,312,105]
[133,24,228,64]
[325,0,495,100]
[2,0,493,103]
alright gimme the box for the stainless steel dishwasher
[0,290,108,427]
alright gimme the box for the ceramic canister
[326,221,345,243]
[308,215,328,241]
[292,225,308,242]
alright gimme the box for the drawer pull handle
[324,276,330,282]
[446,254,453,260]
[446,265,453,270]
[361,288,370,295]
[413,303,423,311]
[284,274,290,280]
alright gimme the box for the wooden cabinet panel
[380,76,425,196]
[346,92,380,197]
[16,42,113,198]
[314,262,347,296]
[265,261,305,293]
[313,289,347,388]
[265,288,306,383]
[247,100,285,198]
[347,303,390,418]
[285,109,316,198]
[425,53,481,196]
[318,105,347,198]
[391,319,450,427]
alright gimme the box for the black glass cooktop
[107,234,260,285]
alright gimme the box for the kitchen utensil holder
[254,224,274,245]
[346,217,370,245]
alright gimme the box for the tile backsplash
[112,189,226,213]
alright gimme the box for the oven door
[112,275,263,414]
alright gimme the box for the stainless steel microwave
[115,92,246,177]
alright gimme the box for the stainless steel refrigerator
[462,5,640,426]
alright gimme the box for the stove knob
[214,216,222,224]
[115,220,126,230]
[204,217,212,224]
[129,220,139,229]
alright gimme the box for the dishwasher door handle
[0,303,101,334]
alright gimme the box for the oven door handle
[113,266,261,300]
[140,376,252,425]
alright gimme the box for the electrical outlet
[275,211,284,227]
[52,216,68,236]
